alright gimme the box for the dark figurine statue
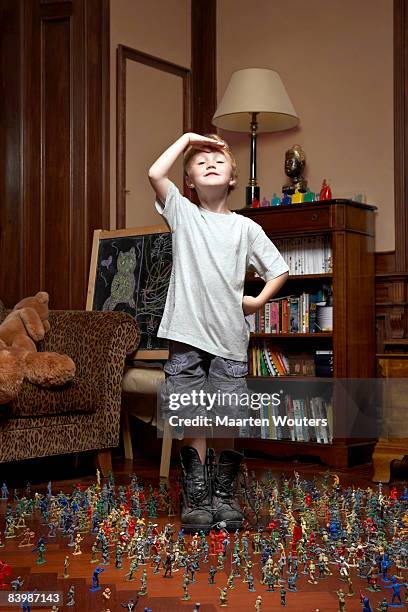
[282,144,308,194]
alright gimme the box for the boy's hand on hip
[186,133,226,152]
[242,295,261,315]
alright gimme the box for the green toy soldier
[227,573,235,590]
[115,543,123,569]
[336,588,346,612]
[377,597,389,611]
[138,568,147,595]
[126,558,138,581]
[90,541,99,563]
[182,575,191,601]
[36,541,46,565]
[208,565,217,584]
[217,552,224,570]
[219,587,228,607]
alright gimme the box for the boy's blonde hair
[183,133,238,193]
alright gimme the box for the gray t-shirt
[155,181,289,361]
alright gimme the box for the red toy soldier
[292,520,303,547]
[209,530,217,555]
[216,531,225,554]
[0,560,12,589]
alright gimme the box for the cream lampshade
[213,68,299,206]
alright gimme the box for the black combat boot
[179,446,213,533]
[212,449,244,531]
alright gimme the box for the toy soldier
[115,543,123,569]
[336,588,346,612]
[153,553,162,574]
[280,586,287,607]
[367,562,381,591]
[120,598,138,611]
[63,555,69,579]
[248,572,256,592]
[19,528,34,548]
[138,568,147,595]
[126,557,138,581]
[308,559,318,584]
[10,576,24,591]
[163,552,173,578]
[36,541,46,565]
[208,565,217,584]
[182,575,191,600]
[72,533,83,555]
[255,595,262,612]
[346,574,355,597]
[102,586,111,609]
[287,572,298,592]
[217,552,224,570]
[218,587,228,607]
[66,585,75,607]
[90,541,99,563]
[227,573,235,589]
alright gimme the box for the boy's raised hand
[187,133,226,152]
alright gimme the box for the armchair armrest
[39,311,140,410]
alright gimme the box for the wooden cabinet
[236,199,377,468]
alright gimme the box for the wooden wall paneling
[191,0,216,134]
[22,0,43,300]
[0,0,110,309]
[85,0,110,252]
[374,1,408,354]
[0,1,23,305]
[393,0,408,273]
[43,4,77,308]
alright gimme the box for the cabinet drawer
[245,205,330,235]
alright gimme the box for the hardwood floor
[0,453,407,611]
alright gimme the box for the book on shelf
[246,287,332,334]
[248,341,290,377]
[251,393,333,444]
[272,235,333,275]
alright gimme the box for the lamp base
[246,185,260,208]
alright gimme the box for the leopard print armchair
[0,303,140,473]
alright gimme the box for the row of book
[249,342,289,376]
[239,394,333,444]
[248,342,334,377]
[273,236,333,275]
[246,289,332,334]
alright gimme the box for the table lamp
[212,68,299,207]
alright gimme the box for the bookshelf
[236,199,377,468]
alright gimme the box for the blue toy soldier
[384,575,407,606]
[90,565,105,591]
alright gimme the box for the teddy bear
[0,291,75,404]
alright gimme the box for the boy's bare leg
[184,438,207,464]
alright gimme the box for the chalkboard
[86,225,172,358]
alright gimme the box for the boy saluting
[149,133,288,532]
